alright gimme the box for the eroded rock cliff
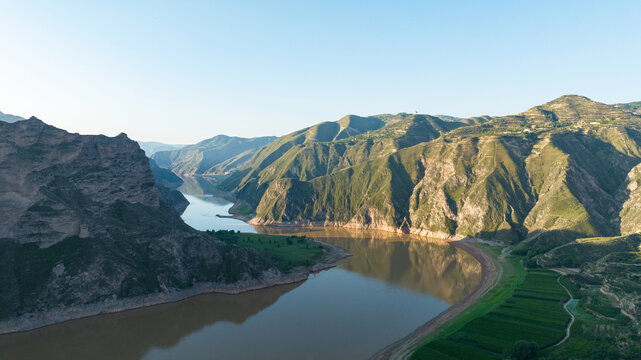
[0,118,288,331]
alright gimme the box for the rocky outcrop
[150,158,184,189]
[620,163,641,234]
[149,158,189,213]
[0,118,338,332]
[157,183,189,214]
[0,118,160,246]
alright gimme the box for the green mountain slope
[222,114,467,205]
[151,135,277,176]
[228,95,641,243]
[226,115,386,179]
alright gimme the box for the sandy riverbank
[369,240,500,360]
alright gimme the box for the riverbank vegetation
[412,268,568,359]
[206,230,326,271]
[544,273,640,359]
[411,243,641,360]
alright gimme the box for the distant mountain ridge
[0,110,25,123]
[613,101,641,114]
[137,141,187,156]
[152,134,277,176]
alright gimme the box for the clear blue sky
[1,1,640,143]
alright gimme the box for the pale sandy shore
[369,240,500,360]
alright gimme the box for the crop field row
[413,269,569,359]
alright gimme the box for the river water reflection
[0,178,481,360]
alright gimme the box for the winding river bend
[0,179,481,360]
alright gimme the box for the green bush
[505,340,539,360]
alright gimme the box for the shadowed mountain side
[149,159,189,213]
[150,159,184,189]
[152,135,277,176]
[0,282,300,360]
[176,175,221,196]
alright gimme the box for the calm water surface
[0,178,481,360]
[181,193,257,233]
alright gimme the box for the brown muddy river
[0,182,481,360]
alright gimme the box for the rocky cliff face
[149,158,189,213]
[620,163,641,234]
[0,118,282,328]
[0,118,160,246]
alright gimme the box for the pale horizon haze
[1,1,640,144]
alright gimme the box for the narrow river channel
[0,179,481,360]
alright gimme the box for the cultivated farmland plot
[415,270,570,359]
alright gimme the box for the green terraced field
[542,274,640,359]
[412,269,569,359]
[586,304,621,318]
